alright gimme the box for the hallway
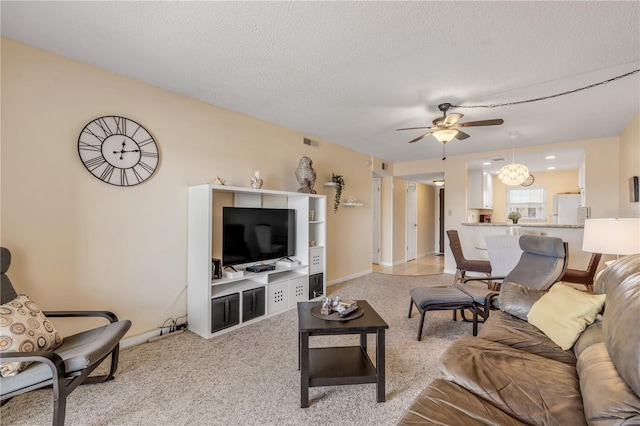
[372,254,444,276]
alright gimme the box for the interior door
[372,178,381,264]
[406,181,417,261]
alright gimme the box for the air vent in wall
[303,138,319,147]
[490,157,506,162]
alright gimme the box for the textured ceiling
[2,1,639,166]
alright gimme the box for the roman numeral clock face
[78,116,159,186]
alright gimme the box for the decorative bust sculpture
[295,156,317,194]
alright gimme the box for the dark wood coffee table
[297,300,389,408]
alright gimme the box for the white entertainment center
[187,184,326,339]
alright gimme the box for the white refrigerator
[552,194,581,225]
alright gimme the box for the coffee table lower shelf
[308,346,377,387]
[298,300,388,408]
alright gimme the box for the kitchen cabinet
[468,169,493,209]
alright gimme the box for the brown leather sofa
[398,254,640,425]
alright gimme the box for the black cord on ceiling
[451,69,639,109]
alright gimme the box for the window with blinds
[507,188,546,221]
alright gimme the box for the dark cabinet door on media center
[242,287,266,322]
[211,293,240,333]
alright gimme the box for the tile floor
[372,254,444,276]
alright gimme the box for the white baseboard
[327,269,373,286]
[121,329,160,349]
[378,252,439,266]
[443,268,456,275]
[121,327,190,349]
[148,329,184,342]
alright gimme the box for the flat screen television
[222,207,296,267]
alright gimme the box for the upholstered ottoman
[409,287,477,340]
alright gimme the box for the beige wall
[582,137,621,219]
[492,169,579,223]
[372,157,393,176]
[619,112,640,218]
[1,38,373,337]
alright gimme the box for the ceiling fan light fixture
[433,129,458,144]
[498,163,530,186]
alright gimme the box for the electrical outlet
[448,209,452,216]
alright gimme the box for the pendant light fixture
[498,132,530,186]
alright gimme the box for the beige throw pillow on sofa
[0,294,63,377]
[527,283,606,350]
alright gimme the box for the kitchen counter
[462,222,583,229]
[457,223,590,270]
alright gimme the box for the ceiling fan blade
[396,126,434,131]
[455,130,471,140]
[408,132,433,143]
[457,119,504,127]
[443,113,463,126]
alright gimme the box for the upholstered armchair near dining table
[457,235,568,322]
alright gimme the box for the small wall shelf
[342,202,363,207]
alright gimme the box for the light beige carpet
[1,273,476,426]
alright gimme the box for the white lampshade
[433,129,458,144]
[498,163,530,186]
[582,218,640,256]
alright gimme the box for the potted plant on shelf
[508,211,521,224]
[331,173,345,213]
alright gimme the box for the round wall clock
[77,116,159,186]
[520,174,535,187]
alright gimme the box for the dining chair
[447,230,492,285]
[560,252,602,292]
[484,234,523,281]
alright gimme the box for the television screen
[222,207,296,266]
